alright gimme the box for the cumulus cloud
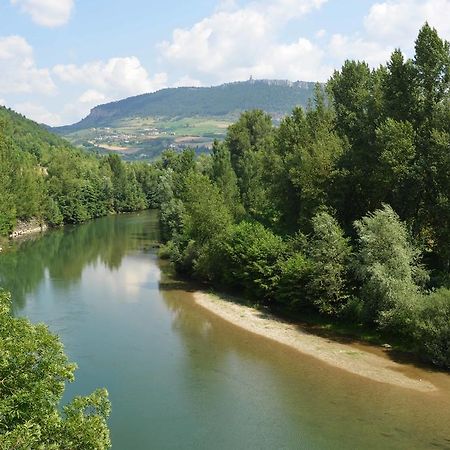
[158,0,450,85]
[0,35,56,95]
[325,0,450,70]
[14,101,62,126]
[11,0,74,27]
[52,56,169,123]
[365,0,450,46]
[78,89,107,104]
[159,0,329,83]
[328,33,392,67]
[53,57,167,97]
[172,76,203,88]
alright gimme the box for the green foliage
[414,23,450,119]
[0,107,159,236]
[354,205,426,329]
[183,172,232,245]
[414,288,450,368]
[276,99,344,229]
[215,221,286,301]
[225,110,277,222]
[210,141,244,220]
[308,211,352,316]
[0,291,111,449]
[275,253,312,309]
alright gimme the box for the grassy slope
[56,80,317,160]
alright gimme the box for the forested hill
[0,106,161,236]
[0,106,68,151]
[55,80,316,132]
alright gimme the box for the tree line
[159,24,450,369]
[0,106,161,236]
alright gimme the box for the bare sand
[193,291,438,393]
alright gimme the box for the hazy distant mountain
[55,79,317,132]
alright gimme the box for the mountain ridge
[54,79,318,133]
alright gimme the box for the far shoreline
[193,291,439,393]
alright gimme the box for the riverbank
[9,219,48,239]
[193,291,438,393]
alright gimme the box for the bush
[415,289,450,368]
[275,252,312,309]
[216,221,287,302]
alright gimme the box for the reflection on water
[1,212,449,450]
[0,212,160,309]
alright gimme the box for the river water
[1,211,449,450]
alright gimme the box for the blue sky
[1,0,449,125]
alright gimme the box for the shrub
[415,289,450,368]
[275,252,312,309]
[217,221,287,301]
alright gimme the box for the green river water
[1,211,449,450]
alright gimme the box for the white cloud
[14,101,62,125]
[11,0,74,27]
[364,0,450,47]
[159,0,329,83]
[324,0,450,71]
[158,0,450,86]
[267,38,331,81]
[172,76,203,88]
[53,57,167,97]
[328,33,392,67]
[0,35,56,95]
[52,57,169,123]
[79,89,106,104]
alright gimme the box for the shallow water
[1,211,449,450]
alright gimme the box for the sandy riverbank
[193,291,438,393]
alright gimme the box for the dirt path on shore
[193,291,440,393]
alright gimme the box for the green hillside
[0,106,160,236]
[55,79,317,160]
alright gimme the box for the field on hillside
[63,116,233,160]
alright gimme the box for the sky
[1,0,450,126]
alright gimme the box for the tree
[225,110,274,216]
[354,205,427,329]
[210,141,244,220]
[0,291,111,449]
[307,211,352,316]
[413,23,450,123]
[183,172,232,245]
[382,49,417,122]
[374,118,417,218]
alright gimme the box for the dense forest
[158,24,450,369]
[0,106,161,237]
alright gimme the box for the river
[1,211,449,450]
